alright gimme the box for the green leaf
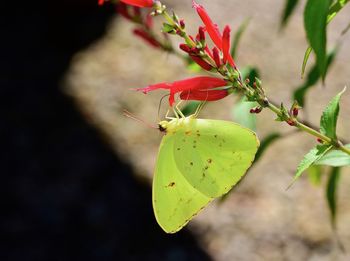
[301,0,348,76]
[281,0,299,28]
[186,60,202,72]
[294,50,336,107]
[320,87,346,140]
[301,47,313,79]
[326,167,341,228]
[230,18,250,58]
[232,97,257,131]
[254,133,281,163]
[304,0,330,81]
[181,101,201,116]
[315,144,350,166]
[289,145,332,187]
[162,23,175,33]
[307,165,323,186]
[327,0,349,23]
[240,66,260,84]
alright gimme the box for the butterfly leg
[175,101,186,118]
[165,109,176,120]
[193,101,206,117]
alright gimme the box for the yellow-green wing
[173,119,259,198]
[153,134,212,233]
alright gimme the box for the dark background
[0,1,211,260]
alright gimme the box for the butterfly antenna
[158,94,170,121]
[123,109,158,129]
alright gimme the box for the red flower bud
[212,47,222,68]
[179,43,191,53]
[292,108,299,117]
[133,28,161,48]
[189,55,213,71]
[180,89,228,101]
[179,19,186,29]
[317,138,323,144]
[198,26,206,42]
[287,119,296,126]
[222,25,236,68]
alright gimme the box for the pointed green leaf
[301,0,348,76]
[320,87,346,140]
[304,0,330,80]
[327,0,349,23]
[315,144,350,166]
[307,165,323,186]
[301,47,313,79]
[230,18,250,58]
[294,50,336,106]
[281,0,299,28]
[326,167,341,228]
[254,133,281,163]
[292,145,332,184]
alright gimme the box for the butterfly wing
[173,119,259,198]
[153,134,212,233]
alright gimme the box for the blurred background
[2,0,350,260]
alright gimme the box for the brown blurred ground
[65,0,350,260]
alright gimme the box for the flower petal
[120,0,154,8]
[180,89,229,101]
[192,0,222,50]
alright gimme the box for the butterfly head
[158,120,169,133]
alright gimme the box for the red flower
[133,29,161,48]
[212,47,222,67]
[136,76,227,106]
[222,25,236,68]
[180,89,229,101]
[120,0,154,8]
[192,0,222,50]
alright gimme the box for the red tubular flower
[133,28,161,48]
[180,89,229,101]
[136,76,227,106]
[222,25,236,68]
[212,47,222,68]
[189,55,213,71]
[120,0,154,8]
[192,0,222,50]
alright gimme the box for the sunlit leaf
[289,145,332,187]
[320,87,346,140]
[315,144,350,166]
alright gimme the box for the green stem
[266,103,350,156]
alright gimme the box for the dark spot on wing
[207,159,212,164]
[190,162,194,166]
[167,182,175,187]
[177,147,181,151]
[185,131,191,135]
[214,134,218,138]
